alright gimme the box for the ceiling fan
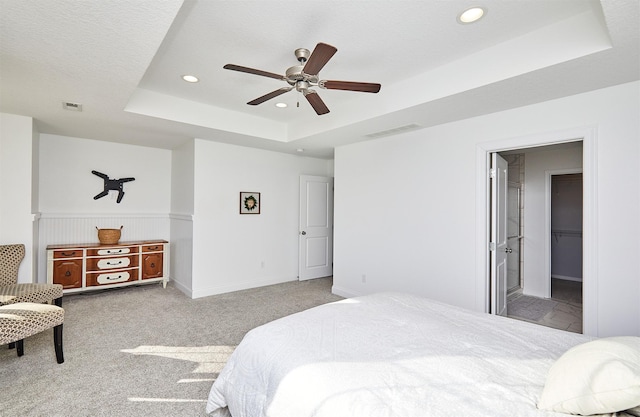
[223,42,381,115]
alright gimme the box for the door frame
[545,169,583,299]
[475,126,598,335]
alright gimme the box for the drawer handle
[147,246,159,251]
[65,271,71,277]
[150,263,155,268]
[106,249,124,254]
[106,261,122,266]
[105,275,122,281]
[61,251,76,256]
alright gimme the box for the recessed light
[275,102,287,108]
[458,6,486,24]
[182,75,199,83]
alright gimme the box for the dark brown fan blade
[247,87,293,105]
[223,64,284,80]
[304,91,330,115]
[302,43,337,75]
[322,80,381,93]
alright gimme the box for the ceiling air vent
[62,101,83,111]
[365,123,421,139]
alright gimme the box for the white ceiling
[1,0,638,159]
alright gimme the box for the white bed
[206,293,640,417]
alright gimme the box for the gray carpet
[0,277,342,417]
[507,295,558,321]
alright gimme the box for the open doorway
[548,172,583,329]
[491,142,584,333]
[476,127,597,336]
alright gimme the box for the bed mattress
[206,292,612,417]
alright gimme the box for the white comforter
[206,292,595,417]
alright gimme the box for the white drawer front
[97,248,131,256]
[96,271,130,284]
[97,257,130,269]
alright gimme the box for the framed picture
[239,192,260,214]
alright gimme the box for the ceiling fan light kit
[223,42,381,115]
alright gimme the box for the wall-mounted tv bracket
[92,170,135,203]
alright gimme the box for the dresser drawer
[141,243,164,253]
[86,255,139,272]
[52,249,83,259]
[86,268,138,287]
[86,246,138,257]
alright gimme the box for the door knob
[504,247,513,253]
[301,231,307,235]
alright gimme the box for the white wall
[39,134,171,214]
[37,134,172,282]
[31,122,40,280]
[0,113,36,283]
[523,146,583,297]
[170,139,195,295]
[170,139,194,214]
[333,81,640,337]
[190,140,332,298]
[5,129,331,293]
[31,123,40,216]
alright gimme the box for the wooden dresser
[46,240,168,293]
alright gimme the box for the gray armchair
[0,302,64,363]
[0,244,63,307]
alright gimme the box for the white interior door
[299,175,333,281]
[491,153,509,316]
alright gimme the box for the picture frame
[239,192,260,214]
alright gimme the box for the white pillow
[538,336,640,415]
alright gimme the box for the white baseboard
[552,274,583,282]
[191,276,297,299]
[331,286,362,299]
[170,278,194,298]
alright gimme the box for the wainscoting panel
[36,213,170,283]
[169,214,194,297]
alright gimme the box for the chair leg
[54,297,63,307]
[16,339,24,356]
[54,323,64,364]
